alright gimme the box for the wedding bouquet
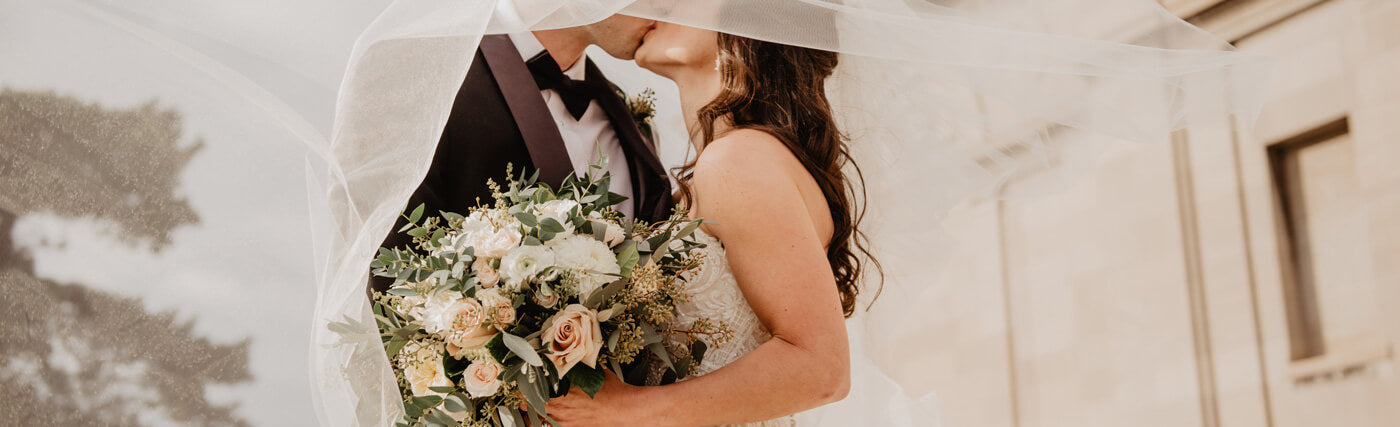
[368,162,729,427]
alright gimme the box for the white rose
[499,245,555,291]
[534,199,579,235]
[472,257,500,288]
[476,288,516,326]
[470,227,521,259]
[402,341,453,397]
[548,235,620,299]
[461,359,504,398]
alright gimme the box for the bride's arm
[547,131,851,426]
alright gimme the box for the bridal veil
[2,0,1268,425]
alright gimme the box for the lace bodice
[669,230,796,427]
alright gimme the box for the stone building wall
[924,1,1400,426]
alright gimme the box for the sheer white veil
[1,0,1268,425]
[309,1,1267,425]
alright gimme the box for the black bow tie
[526,51,607,120]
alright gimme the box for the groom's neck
[532,29,590,70]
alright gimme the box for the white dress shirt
[508,32,635,218]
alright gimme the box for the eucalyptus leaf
[590,221,608,243]
[408,203,425,223]
[443,393,472,413]
[606,328,622,352]
[502,332,544,367]
[539,218,565,233]
[567,364,605,398]
[385,335,409,357]
[411,395,443,409]
[675,354,692,379]
[424,409,456,426]
[514,211,537,227]
[387,287,418,297]
[519,370,549,421]
[583,278,628,309]
[615,242,639,277]
[638,322,662,346]
[648,342,675,372]
[596,303,623,322]
[692,340,708,366]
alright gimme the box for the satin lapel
[585,60,670,220]
[478,35,573,187]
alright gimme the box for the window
[1268,118,1378,362]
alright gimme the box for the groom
[370,15,673,293]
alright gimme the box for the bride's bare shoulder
[689,129,811,218]
[692,128,802,186]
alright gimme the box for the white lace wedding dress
[664,229,797,427]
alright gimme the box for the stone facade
[924,1,1400,426]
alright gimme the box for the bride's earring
[714,58,720,71]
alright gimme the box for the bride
[541,22,874,426]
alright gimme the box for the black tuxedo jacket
[370,35,673,293]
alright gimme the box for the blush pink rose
[461,360,503,398]
[439,298,497,358]
[542,304,603,376]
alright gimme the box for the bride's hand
[543,370,658,427]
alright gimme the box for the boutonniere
[620,88,657,137]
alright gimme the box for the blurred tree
[0,89,251,426]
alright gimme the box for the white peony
[398,293,428,319]
[468,227,521,259]
[548,234,620,298]
[419,291,462,335]
[499,244,555,291]
[460,210,492,235]
[534,199,579,235]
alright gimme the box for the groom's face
[583,15,656,60]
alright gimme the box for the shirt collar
[508,32,587,81]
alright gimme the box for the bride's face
[635,22,719,78]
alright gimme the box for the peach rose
[473,257,500,288]
[542,304,603,376]
[476,288,515,326]
[436,298,497,358]
[534,285,560,308]
[462,359,503,398]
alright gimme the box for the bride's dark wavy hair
[673,33,882,317]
